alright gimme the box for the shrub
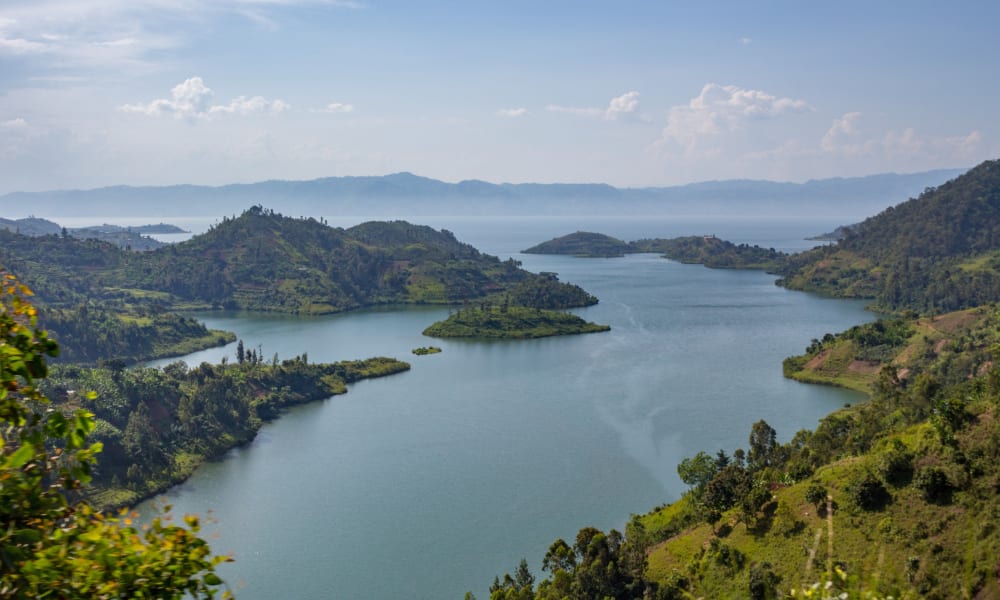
[914,467,952,504]
[848,473,891,511]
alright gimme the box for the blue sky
[0,0,997,193]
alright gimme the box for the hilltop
[778,159,1000,313]
[1,206,597,315]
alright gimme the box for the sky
[0,0,998,194]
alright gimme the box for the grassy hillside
[778,159,1000,313]
[784,306,1000,394]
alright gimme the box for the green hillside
[778,159,1000,313]
[1,207,598,315]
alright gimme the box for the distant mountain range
[0,168,968,219]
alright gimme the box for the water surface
[138,218,871,599]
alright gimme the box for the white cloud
[1,117,28,128]
[121,77,288,119]
[739,37,753,45]
[496,108,527,118]
[209,96,290,115]
[820,112,983,161]
[821,111,865,154]
[546,91,641,121]
[0,1,361,72]
[313,102,355,114]
[657,83,812,155]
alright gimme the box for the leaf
[203,573,223,586]
[6,444,36,469]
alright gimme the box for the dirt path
[805,527,823,575]
[826,495,835,577]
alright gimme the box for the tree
[677,450,718,493]
[0,273,230,598]
[748,420,778,472]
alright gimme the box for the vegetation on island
[423,305,609,339]
[412,346,442,355]
[522,230,788,270]
[631,236,787,270]
[523,231,634,257]
[0,275,231,598]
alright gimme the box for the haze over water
[140,216,871,599]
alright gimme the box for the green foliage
[422,306,610,339]
[914,466,952,504]
[2,209,599,317]
[522,231,633,257]
[632,236,787,270]
[42,354,410,506]
[411,346,442,355]
[779,159,1000,313]
[0,274,230,598]
[846,472,891,511]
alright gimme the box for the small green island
[422,306,610,339]
[523,230,788,270]
[523,231,633,257]
[412,345,442,355]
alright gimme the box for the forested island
[523,232,634,257]
[423,306,610,339]
[480,160,1000,600]
[523,230,787,270]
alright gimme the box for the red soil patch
[804,349,831,370]
[933,338,950,354]
[847,360,880,374]
[929,310,980,334]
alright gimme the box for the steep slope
[779,159,1000,312]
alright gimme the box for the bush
[914,467,952,504]
[848,472,891,511]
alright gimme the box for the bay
[137,216,872,599]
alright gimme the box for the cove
[139,220,873,599]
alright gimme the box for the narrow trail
[805,527,823,575]
[826,495,835,578]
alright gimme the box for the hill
[0,168,966,219]
[1,206,598,316]
[523,231,634,257]
[778,159,1000,313]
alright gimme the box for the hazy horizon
[1,2,998,195]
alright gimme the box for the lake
[138,215,872,599]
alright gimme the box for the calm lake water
[137,216,872,599]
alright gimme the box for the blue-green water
[140,217,872,599]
